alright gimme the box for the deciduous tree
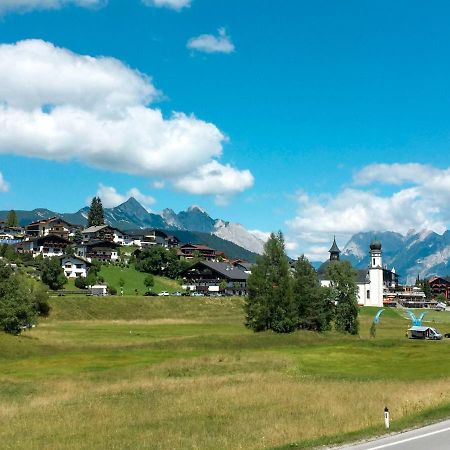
[41,257,66,291]
[326,261,359,335]
[144,274,154,292]
[0,261,49,334]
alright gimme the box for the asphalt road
[334,419,450,450]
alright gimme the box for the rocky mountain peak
[187,205,207,214]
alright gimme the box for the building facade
[60,255,91,278]
[318,238,390,307]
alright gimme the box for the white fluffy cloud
[142,0,191,10]
[187,28,235,54]
[174,160,253,204]
[93,184,156,209]
[0,0,104,14]
[0,172,10,193]
[0,40,252,199]
[286,163,450,260]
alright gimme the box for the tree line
[245,232,359,335]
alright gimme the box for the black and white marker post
[384,406,390,429]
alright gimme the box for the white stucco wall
[61,256,89,278]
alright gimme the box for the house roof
[356,269,370,284]
[235,262,254,271]
[180,243,215,251]
[27,216,58,227]
[183,260,249,281]
[83,225,124,235]
[317,263,369,285]
[429,276,450,285]
[59,254,92,266]
[82,225,109,233]
[26,216,73,228]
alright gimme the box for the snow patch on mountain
[188,205,206,214]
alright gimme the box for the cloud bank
[0,0,104,14]
[187,28,235,54]
[0,40,252,200]
[286,163,450,260]
[142,0,191,11]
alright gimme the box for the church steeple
[329,236,340,261]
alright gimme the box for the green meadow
[1,297,450,449]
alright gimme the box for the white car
[158,291,170,296]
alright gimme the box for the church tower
[329,236,340,261]
[368,240,383,307]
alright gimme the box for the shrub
[108,285,117,295]
[75,277,89,289]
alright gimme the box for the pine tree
[73,228,83,244]
[326,260,359,335]
[6,210,18,227]
[87,197,105,227]
[96,197,105,225]
[245,232,296,333]
[87,197,97,227]
[293,255,333,331]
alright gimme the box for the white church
[318,238,397,307]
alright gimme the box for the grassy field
[1,299,450,449]
[98,265,180,295]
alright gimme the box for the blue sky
[1,0,450,258]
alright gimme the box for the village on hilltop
[0,212,251,297]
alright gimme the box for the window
[373,258,375,266]
[76,264,82,269]
[367,290,370,299]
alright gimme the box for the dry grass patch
[1,369,450,450]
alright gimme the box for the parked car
[144,291,158,296]
[171,291,182,296]
[191,292,204,297]
[158,291,170,296]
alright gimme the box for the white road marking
[363,426,450,449]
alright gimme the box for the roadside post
[384,406,390,429]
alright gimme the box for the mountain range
[2,199,450,281]
[0,198,265,262]
[341,230,450,283]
